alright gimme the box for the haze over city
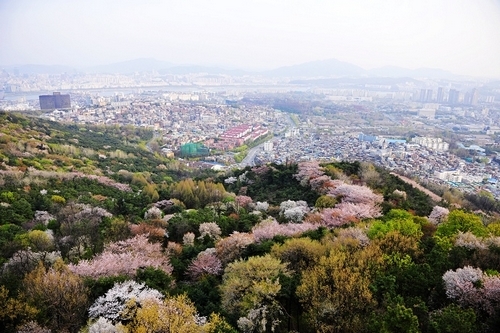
[1,0,500,78]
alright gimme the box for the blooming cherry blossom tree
[183,232,195,246]
[428,206,450,225]
[199,222,221,241]
[236,195,253,210]
[215,232,255,265]
[309,176,341,194]
[320,202,381,228]
[144,206,163,220]
[88,280,163,322]
[69,234,172,278]
[455,232,487,250]
[443,266,484,306]
[252,218,319,242]
[279,200,309,222]
[327,184,383,206]
[255,201,269,212]
[294,161,325,186]
[186,248,223,280]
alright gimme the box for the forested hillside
[1,112,500,333]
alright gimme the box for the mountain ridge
[1,58,471,80]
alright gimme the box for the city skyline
[1,0,500,78]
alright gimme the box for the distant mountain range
[1,57,465,80]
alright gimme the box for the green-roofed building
[180,142,210,158]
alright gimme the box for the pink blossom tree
[309,175,341,194]
[443,266,500,315]
[327,184,384,206]
[294,161,325,186]
[320,202,381,228]
[186,248,223,280]
[236,195,253,211]
[215,232,255,265]
[68,234,172,278]
[336,227,370,247]
[482,276,500,315]
[443,266,484,308]
[251,218,320,242]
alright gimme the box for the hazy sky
[1,0,500,77]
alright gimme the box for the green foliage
[0,197,33,226]
[301,226,328,241]
[297,242,384,333]
[315,195,337,208]
[368,209,423,240]
[369,296,420,333]
[241,239,277,259]
[232,145,248,153]
[167,208,216,243]
[136,267,174,295]
[0,224,24,263]
[436,210,488,239]
[180,275,222,317]
[429,304,476,333]
[84,275,129,304]
[487,222,500,236]
[271,237,327,273]
[50,195,66,205]
[323,160,361,176]
[233,150,247,163]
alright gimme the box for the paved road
[240,143,266,167]
[240,113,296,167]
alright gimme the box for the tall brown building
[39,92,71,110]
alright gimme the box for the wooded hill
[1,112,500,333]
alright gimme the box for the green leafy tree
[429,304,476,333]
[436,210,488,239]
[368,209,423,240]
[369,296,420,333]
[315,195,337,209]
[220,254,289,331]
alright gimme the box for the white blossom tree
[88,280,163,323]
[199,222,221,241]
[428,206,450,225]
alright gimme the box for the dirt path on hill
[390,172,443,202]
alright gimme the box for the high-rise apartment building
[471,89,478,105]
[39,92,71,110]
[448,89,459,105]
[437,87,444,103]
[419,89,427,102]
[426,89,433,102]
